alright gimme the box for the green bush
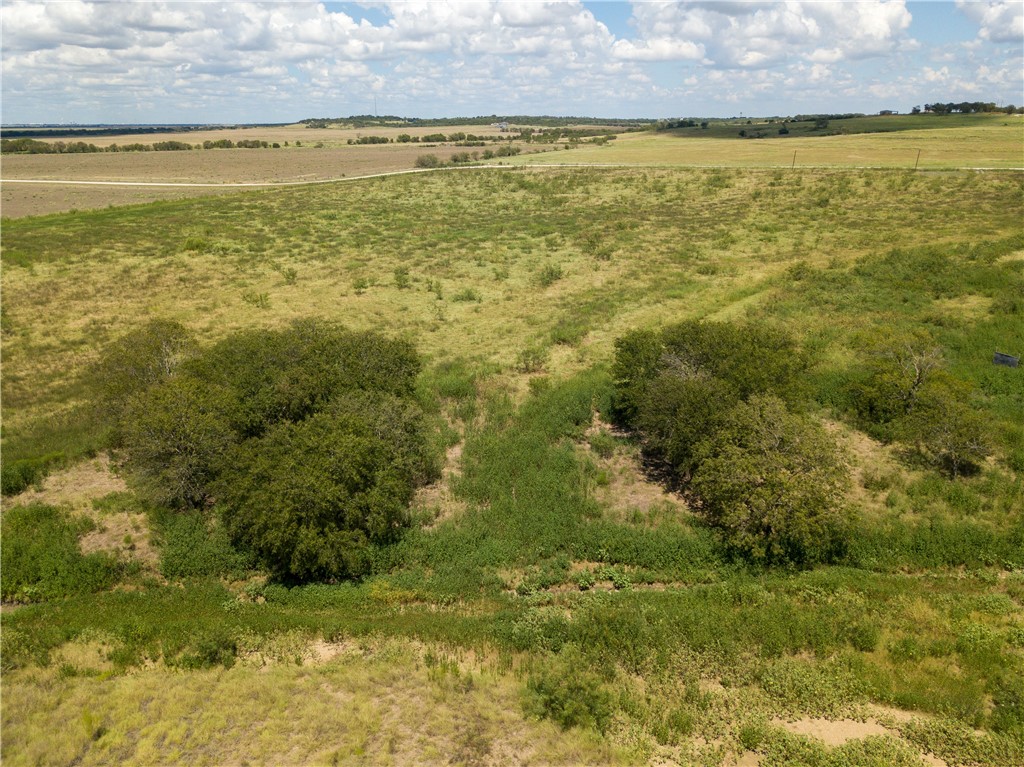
[610,328,662,425]
[215,392,433,583]
[898,375,993,477]
[537,263,564,287]
[90,318,197,435]
[691,396,851,566]
[154,510,254,579]
[114,320,432,583]
[0,452,64,496]
[0,504,122,602]
[848,328,943,427]
[183,320,420,439]
[121,376,236,507]
[526,647,613,732]
[636,373,738,478]
[170,628,238,670]
[415,154,442,168]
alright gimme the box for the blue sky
[2,1,1021,124]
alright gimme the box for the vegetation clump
[104,319,435,583]
[612,319,846,565]
[0,504,123,603]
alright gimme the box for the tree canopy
[104,319,435,583]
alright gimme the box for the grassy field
[2,120,1023,765]
[516,119,1024,169]
[3,114,1019,218]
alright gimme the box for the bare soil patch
[581,419,691,525]
[773,716,950,767]
[5,453,125,511]
[414,441,468,528]
[773,716,893,747]
[4,454,159,571]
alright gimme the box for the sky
[1,1,1021,124]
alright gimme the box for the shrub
[121,376,235,507]
[91,318,197,435]
[849,329,943,427]
[658,320,806,402]
[183,320,420,439]
[636,373,738,478]
[115,321,432,583]
[611,328,663,425]
[0,504,121,602]
[537,263,564,287]
[214,392,433,583]
[172,629,238,670]
[1,452,64,496]
[526,647,613,732]
[691,396,851,565]
[415,154,442,168]
[612,320,806,430]
[898,375,992,477]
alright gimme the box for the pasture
[1,119,1023,766]
[3,114,1019,218]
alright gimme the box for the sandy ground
[4,454,160,571]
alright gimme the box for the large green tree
[214,393,431,582]
[692,396,850,565]
[109,320,434,582]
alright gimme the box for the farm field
[2,121,1024,766]
[515,119,1024,170]
[3,114,1019,218]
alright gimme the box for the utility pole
[914,149,921,170]
[791,150,797,169]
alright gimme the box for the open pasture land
[3,115,1020,219]
[6,121,514,149]
[1,143,482,218]
[2,161,1024,766]
[517,118,1024,169]
[5,165,1022,434]
[1,121,535,218]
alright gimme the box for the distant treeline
[917,102,1018,114]
[302,114,654,129]
[1,138,281,155]
[348,127,622,146]
[0,124,288,140]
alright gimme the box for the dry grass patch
[581,422,690,526]
[415,441,469,529]
[515,120,1024,169]
[5,453,125,511]
[4,455,160,573]
[1,637,619,767]
[823,420,911,520]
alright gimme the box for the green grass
[2,139,1024,764]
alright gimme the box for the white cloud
[619,1,912,68]
[956,1,1024,44]
[611,38,704,61]
[0,0,1018,122]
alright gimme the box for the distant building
[879,110,899,115]
[491,122,510,132]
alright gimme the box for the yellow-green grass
[4,117,1019,219]
[8,122,516,150]
[515,119,1024,169]
[1,637,618,767]
[3,166,1021,438]
[3,164,1023,767]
